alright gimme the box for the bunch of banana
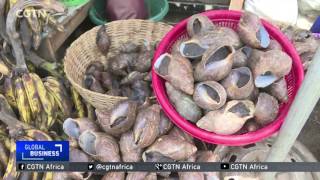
[0,106,54,180]
[43,76,73,119]
[3,60,87,130]
[3,72,60,130]
[71,86,85,118]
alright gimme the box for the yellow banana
[14,77,32,124]
[9,0,18,9]
[4,138,10,151]
[71,87,85,118]
[0,94,16,119]
[44,82,72,118]
[87,104,96,121]
[0,60,9,75]
[25,7,42,50]
[4,77,17,109]
[39,12,64,32]
[45,77,73,99]
[3,138,19,180]
[30,74,55,129]
[0,141,9,170]
[42,172,54,180]
[22,73,42,119]
[24,128,52,141]
[47,92,59,128]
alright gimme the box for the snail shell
[187,14,215,37]
[238,11,270,48]
[193,81,227,110]
[196,100,255,135]
[194,44,235,82]
[221,67,254,100]
[154,53,194,95]
[254,93,279,125]
[249,49,292,88]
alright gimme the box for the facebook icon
[18,163,25,170]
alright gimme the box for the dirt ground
[298,101,320,160]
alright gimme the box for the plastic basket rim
[60,0,89,7]
[152,10,304,146]
[89,0,169,25]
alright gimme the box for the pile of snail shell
[154,11,293,135]
[62,100,221,179]
[83,25,154,105]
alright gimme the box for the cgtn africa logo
[15,8,61,24]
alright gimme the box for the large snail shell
[221,67,254,100]
[194,44,235,82]
[254,93,279,125]
[249,49,292,88]
[168,127,194,144]
[196,100,255,135]
[238,11,270,48]
[142,135,197,162]
[266,78,288,103]
[154,53,194,95]
[63,118,99,139]
[266,39,282,51]
[96,100,137,136]
[166,82,202,123]
[133,104,161,148]
[159,110,173,136]
[196,151,220,180]
[78,130,120,162]
[193,81,227,110]
[179,172,204,180]
[187,14,215,37]
[96,24,110,54]
[180,27,241,59]
[119,131,142,162]
[232,46,252,68]
[102,172,125,180]
[126,172,157,180]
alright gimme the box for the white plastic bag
[244,0,298,26]
[298,0,320,19]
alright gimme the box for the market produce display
[154,12,293,135]
[60,21,227,179]
[0,0,316,177]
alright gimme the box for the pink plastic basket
[152,10,304,146]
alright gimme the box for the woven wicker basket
[64,20,172,110]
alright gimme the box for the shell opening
[79,131,97,155]
[256,26,270,48]
[236,71,250,88]
[241,46,252,58]
[255,71,277,88]
[180,41,206,58]
[84,75,94,88]
[154,54,170,77]
[82,172,91,179]
[63,118,80,139]
[206,46,232,66]
[110,117,126,128]
[228,102,250,118]
[202,84,220,103]
[144,151,175,162]
[193,18,202,35]
[110,101,130,125]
